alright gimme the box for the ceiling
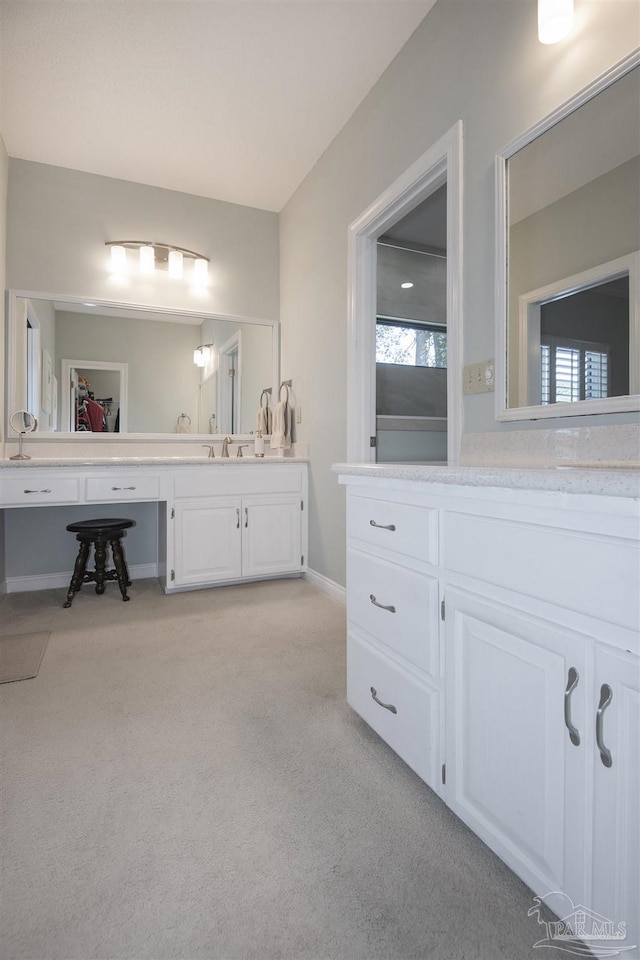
[0,0,435,212]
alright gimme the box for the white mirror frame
[495,50,640,422]
[6,289,280,442]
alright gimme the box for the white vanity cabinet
[169,464,307,590]
[339,468,639,957]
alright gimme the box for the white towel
[257,405,272,436]
[271,400,291,450]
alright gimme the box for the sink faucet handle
[201,444,215,458]
[236,444,249,458]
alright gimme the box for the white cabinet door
[174,499,242,586]
[445,587,588,911]
[241,497,302,578]
[590,646,639,960]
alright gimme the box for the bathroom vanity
[0,458,308,593]
[336,463,639,958]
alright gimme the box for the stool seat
[63,518,136,608]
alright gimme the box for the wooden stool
[64,518,136,608]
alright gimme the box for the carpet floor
[0,578,565,960]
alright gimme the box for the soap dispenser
[254,430,265,458]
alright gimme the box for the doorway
[347,121,462,463]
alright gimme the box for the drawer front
[347,630,439,789]
[85,475,160,502]
[348,492,437,565]
[348,548,439,677]
[444,511,640,633]
[0,476,79,505]
[174,467,303,499]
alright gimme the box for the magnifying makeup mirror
[9,410,38,461]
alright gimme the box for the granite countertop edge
[332,462,640,498]
[1,456,309,468]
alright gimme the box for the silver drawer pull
[111,486,136,491]
[236,508,240,529]
[596,683,613,768]
[370,687,397,714]
[369,520,396,531]
[24,488,51,494]
[564,666,581,746]
[370,594,396,613]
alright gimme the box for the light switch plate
[464,360,495,395]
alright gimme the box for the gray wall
[279,0,639,586]
[0,132,7,586]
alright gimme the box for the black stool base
[64,518,135,608]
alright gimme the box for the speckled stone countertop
[1,456,309,468]
[332,462,640,498]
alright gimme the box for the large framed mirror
[5,292,279,441]
[495,52,639,421]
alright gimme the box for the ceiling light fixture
[401,281,414,289]
[538,0,573,43]
[106,241,210,282]
[193,343,214,367]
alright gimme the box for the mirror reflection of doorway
[217,331,241,434]
[375,184,448,464]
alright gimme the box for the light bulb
[109,245,127,272]
[193,258,209,284]
[168,249,183,278]
[139,245,155,273]
[538,0,573,43]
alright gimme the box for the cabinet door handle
[596,683,613,768]
[111,486,136,491]
[24,488,52,494]
[244,507,248,528]
[564,666,581,746]
[369,520,396,531]
[236,508,240,529]
[370,686,397,714]
[369,594,396,613]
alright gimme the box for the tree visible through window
[376,318,447,368]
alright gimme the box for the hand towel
[271,399,291,450]
[257,405,272,436]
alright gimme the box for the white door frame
[347,120,463,463]
[217,331,242,434]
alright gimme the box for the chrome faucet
[201,444,215,459]
[221,436,232,457]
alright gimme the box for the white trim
[347,121,463,464]
[495,50,640,422]
[304,567,346,605]
[4,562,159,594]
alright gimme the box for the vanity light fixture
[401,281,414,289]
[538,0,573,43]
[193,343,214,367]
[106,241,210,282]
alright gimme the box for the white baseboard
[304,567,346,604]
[4,563,159,594]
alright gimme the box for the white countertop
[1,456,309,468]
[332,462,640,498]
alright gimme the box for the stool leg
[64,540,90,608]
[94,539,108,595]
[110,537,131,601]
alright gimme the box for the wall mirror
[495,53,639,421]
[6,293,279,440]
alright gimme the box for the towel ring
[260,389,271,408]
[279,382,290,402]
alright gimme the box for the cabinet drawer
[348,492,437,565]
[348,548,439,677]
[0,476,79,505]
[347,630,439,789]
[85,475,160,502]
[174,467,303,499]
[444,511,640,633]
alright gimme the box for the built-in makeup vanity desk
[1,457,308,592]
[334,462,639,959]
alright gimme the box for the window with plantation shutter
[540,336,610,404]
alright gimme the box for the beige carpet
[0,578,566,960]
[0,630,49,683]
